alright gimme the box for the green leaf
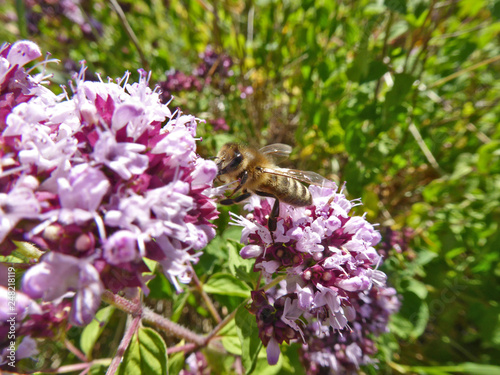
[147,271,173,299]
[344,122,365,156]
[224,225,245,242]
[399,291,430,339]
[212,133,237,152]
[450,153,474,180]
[491,0,500,20]
[422,179,446,203]
[390,313,415,338]
[252,356,284,375]
[359,60,389,83]
[402,278,428,299]
[203,273,252,298]
[346,45,370,83]
[462,362,500,375]
[11,241,44,262]
[317,61,330,82]
[221,319,242,355]
[89,363,110,375]
[142,258,157,273]
[384,0,407,14]
[228,241,259,285]
[171,292,190,323]
[116,327,168,375]
[80,306,115,358]
[167,351,185,375]
[477,140,500,174]
[384,73,414,108]
[222,335,243,356]
[280,344,307,375]
[414,249,439,267]
[235,306,263,374]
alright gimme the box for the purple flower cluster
[158,70,203,102]
[194,47,234,81]
[299,286,399,374]
[158,47,235,102]
[0,39,218,341]
[25,0,102,39]
[379,227,415,259]
[232,184,400,367]
[0,41,42,129]
[209,118,229,132]
[157,47,250,130]
[248,289,302,363]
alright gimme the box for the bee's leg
[255,191,279,241]
[228,170,248,198]
[220,191,251,205]
[268,198,280,232]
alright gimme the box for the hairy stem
[167,342,197,355]
[102,290,206,347]
[102,274,287,352]
[106,315,141,375]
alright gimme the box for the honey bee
[215,143,335,232]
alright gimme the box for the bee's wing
[259,144,292,158]
[259,143,292,164]
[262,167,336,188]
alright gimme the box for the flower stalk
[101,290,206,347]
[106,315,141,375]
[191,270,222,323]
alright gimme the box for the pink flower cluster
[232,184,400,368]
[0,40,219,334]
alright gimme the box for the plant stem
[142,305,206,346]
[109,0,149,71]
[429,55,500,89]
[374,12,394,101]
[102,275,287,352]
[102,290,206,347]
[191,269,222,323]
[64,338,88,362]
[43,359,112,373]
[106,315,141,375]
[408,122,442,173]
[204,274,286,344]
[102,290,140,315]
[204,299,245,344]
[166,343,197,355]
[15,0,28,39]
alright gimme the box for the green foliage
[203,273,252,298]
[80,306,116,358]
[235,306,263,374]
[116,327,168,375]
[3,0,499,373]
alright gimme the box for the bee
[215,143,335,232]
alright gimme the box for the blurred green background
[3,0,500,373]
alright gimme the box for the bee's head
[216,143,244,177]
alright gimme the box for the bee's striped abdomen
[263,175,312,207]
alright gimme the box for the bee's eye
[227,152,243,170]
